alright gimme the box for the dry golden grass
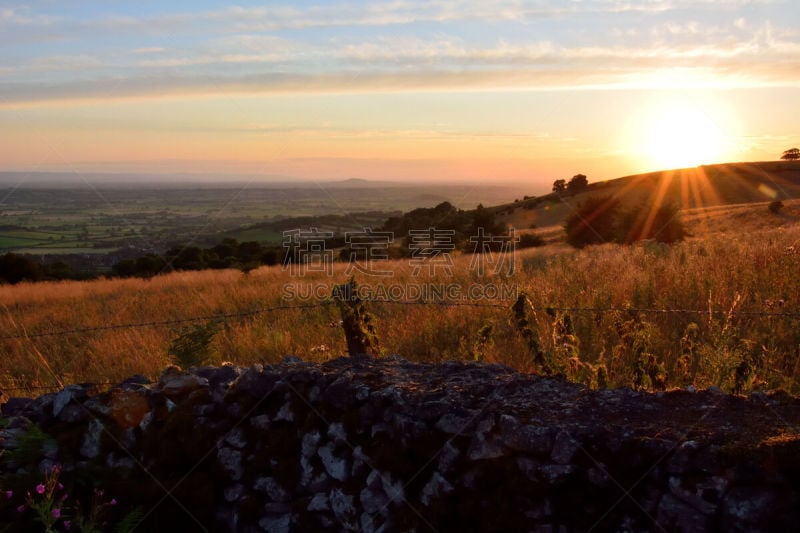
[0,212,799,396]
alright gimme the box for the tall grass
[0,222,798,396]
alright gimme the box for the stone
[360,486,388,514]
[329,489,357,529]
[657,493,710,531]
[435,413,475,434]
[80,419,104,459]
[224,427,247,449]
[229,365,276,399]
[254,477,289,502]
[551,430,581,464]
[467,433,505,460]
[318,442,348,482]
[437,441,461,473]
[218,447,243,481]
[159,368,208,398]
[57,404,88,424]
[323,376,358,410]
[258,513,290,533]
[53,386,78,417]
[307,493,330,512]
[537,464,577,483]
[273,402,294,422]
[500,416,554,455]
[109,390,150,429]
[250,414,271,431]
[420,472,454,506]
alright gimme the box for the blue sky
[1,1,798,186]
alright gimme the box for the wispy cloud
[0,1,797,105]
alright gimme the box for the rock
[329,489,358,530]
[318,442,348,482]
[159,367,208,397]
[359,485,388,514]
[657,493,711,531]
[79,419,104,459]
[323,375,358,410]
[420,472,454,506]
[273,402,294,422]
[254,477,289,502]
[109,389,150,429]
[53,386,78,417]
[435,412,475,434]
[500,419,554,454]
[229,365,276,399]
[258,513,290,533]
[1,397,34,416]
[551,430,581,464]
[217,447,243,481]
[538,464,577,484]
[250,414,271,431]
[467,433,505,460]
[308,493,330,512]
[224,427,247,449]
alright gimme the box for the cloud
[133,47,166,54]
[0,2,797,104]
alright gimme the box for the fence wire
[1,299,797,343]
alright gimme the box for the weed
[167,320,223,368]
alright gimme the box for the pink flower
[4,490,12,498]
[110,498,117,506]
[52,508,61,519]
[35,484,45,495]
[16,505,25,513]
[63,520,71,531]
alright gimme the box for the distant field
[0,182,528,256]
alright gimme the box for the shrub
[769,200,784,214]
[517,233,545,249]
[563,196,620,248]
[168,321,223,368]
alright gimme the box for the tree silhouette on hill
[781,148,799,161]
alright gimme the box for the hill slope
[497,161,800,239]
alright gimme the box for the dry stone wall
[1,355,799,532]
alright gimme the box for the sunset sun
[643,104,727,170]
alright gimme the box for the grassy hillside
[498,161,800,239]
[0,217,798,396]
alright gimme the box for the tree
[563,196,620,248]
[552,179,566,194]
[566,174,588,195]
[781,148,800,161]
[0,253,44,284]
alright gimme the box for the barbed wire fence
[1,296,799,396]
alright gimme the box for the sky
[1,0,799,191]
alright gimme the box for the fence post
[332,277,379,357]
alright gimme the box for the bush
[0,253,44,284]
[769,200,784,214]
[564,196,620,248]
[518,233,545,249]
[168,321,223,368]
